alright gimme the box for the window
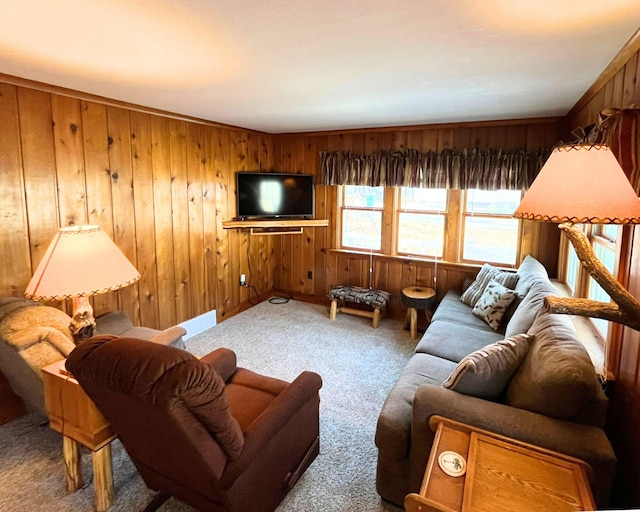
[562,224,620,339]
[339,185,522,265]
[397,188,447,258]
[340,185,384,251]
[588,225,619,337]
[566,240,580,294]
[462,190,522,266]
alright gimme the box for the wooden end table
[42,359,116,512]
[402,286,436,339]
[405,416,596,512]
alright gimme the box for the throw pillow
[506,312,599,420]
[442,333,533,400]
[460,263,519,307]
[472,280,518,331]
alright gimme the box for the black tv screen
[236,172,314,218]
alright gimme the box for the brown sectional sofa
[375,256,616,508]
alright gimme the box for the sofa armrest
[148,325,187,348]
[199,348,237,382]
[411,384,616,508]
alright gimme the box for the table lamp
[514,143,640,331]
[24,225,141,341]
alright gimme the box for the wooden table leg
[62,436,84,491]
[92,443,114,512]
[372,307,381,329]
[425,308,433,326]
[329,299,337,320]
[409,307,418,339]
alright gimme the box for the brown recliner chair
[66,335,322,512]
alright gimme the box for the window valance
[319,147,551,190]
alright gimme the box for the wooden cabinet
[42,359,116,512]
[405,416,595,512]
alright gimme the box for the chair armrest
[221,371,322,483]
[148,326,187,347]
[411,384,616,508]
[94,310,134,336]
[199,348,237,382]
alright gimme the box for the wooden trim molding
[0,72,266,133]
[324,248,487,272]
[277,116,563,138]
[568,27,640,119]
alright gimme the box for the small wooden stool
[402,286,436,339]
[328,285,391,328]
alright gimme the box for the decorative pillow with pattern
[472,280,518,330]
[442,333,533,399]
[460,263,519,307]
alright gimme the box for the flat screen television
[236,172,315,219]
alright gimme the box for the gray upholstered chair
[0,299,187,417]
[95,310,187,349]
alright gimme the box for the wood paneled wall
[272,120,561,317]
[0,79,275,329]
[565,36,640,508]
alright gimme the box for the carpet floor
[0,298,415,511]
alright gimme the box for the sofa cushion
[507,312,600,420]
[472,280,518,331]
[431,290,498,332]
[504,278,558,338]
[514,255,549,297]
[375,353,458,459]
[442,334,533,399]
[501,293,523,328]
[460,263,519,307]
[415,319,504,363]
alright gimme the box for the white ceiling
[2,0,640,134]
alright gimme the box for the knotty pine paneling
[0,84,31,297]
[0,79,275,332]
[82,101,117,316]
[130,111,160,329]
[272,119,561,317]
[565,42,640,508]
[568,44,640,131]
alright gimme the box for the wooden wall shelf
[222,219,329,235]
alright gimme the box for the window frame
[339,185,385,252]
[338,185,524,267]
[394,187,448,258]
[560,223,622,342]
[460,189,523,266]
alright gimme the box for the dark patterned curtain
[578,107,640,194]
[319,147,550,190]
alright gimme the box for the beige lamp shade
[25,225,140,301]
[513,143,640,332]
[514,144,640,224]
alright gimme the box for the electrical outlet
[239,274,246,287]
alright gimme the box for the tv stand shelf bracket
[222,219,329,236]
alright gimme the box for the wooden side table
[402,286,436,339]
[42,359,116,512]
[405,416,595,512]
